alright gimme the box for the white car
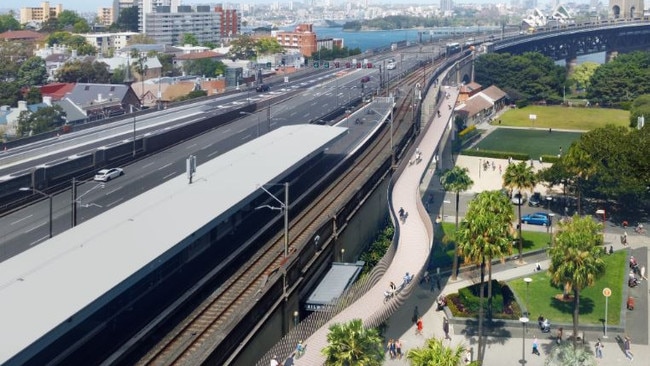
[94,168,124,182]
[386,62,396,70]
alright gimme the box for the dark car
[360,76,370,83]
[256,84,270,92]
[521,212,551,226]
[529,192,542,207]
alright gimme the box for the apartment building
[19,2,63,24]
[97,7,116,26]
[80,32,138,55]
[275,23,317,57]
[144,6,221,46]
[214,4,240,38]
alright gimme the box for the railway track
[135,66,432,366]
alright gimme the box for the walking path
[292,81,459,365]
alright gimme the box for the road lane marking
[11,215,33,225]
[30,236,48,246]
[141,162,154,169]
[162,171,177,180]
[24,222,44,233]
[186,143,197,150]
[207,150,220,158]
[158,162,173,170]
[106,198,123,207]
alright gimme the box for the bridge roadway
[290,79,460,365]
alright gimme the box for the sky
[7,1,501,14]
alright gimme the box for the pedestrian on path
[395,339,403,360]
[532,337,541,355]
[443,317,451,340]
[624,336,634,360]
[412,306,419,324]
[416,317,423,335]
[556,327,563,344]
[595,338,604,359]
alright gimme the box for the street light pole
[520,316,529,365]
[131,104,136,157]
[524,277,532,317]
[19,187,53,239]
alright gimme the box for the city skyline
[9,0,594,15]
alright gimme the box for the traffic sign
[313,62,319,68]
[266,62,272,68]
[324,62,329,68]
[602,288,611,297]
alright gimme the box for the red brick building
[275,23,317,57]
[215,4,239,38]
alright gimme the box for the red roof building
[0,30,46,42]
[39,83,76,101]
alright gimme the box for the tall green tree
[0,81,21,107]
[562,144,596,215]
[502,161,537,262]
[629,94,650,128]
[55,60,110,83]
[456,190,514,362]
[256,37,284,55]
[182,33,199,46]
[322,319,384,366]
[548,215,605,349]
[406,338,471,366]
[587,51,650,105]
[440,166,474,281]
[568,61,599,92]
[227,35,257,61]
[18,56,48,87]
[0,13,21,32]
[16,105,67,137]
[183,58,226,78]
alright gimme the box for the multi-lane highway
[0,45,439,262]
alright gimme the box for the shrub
[449,280,519,320]
[460,149,529,161]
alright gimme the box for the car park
[529,192,542,207]
[521,212,551,226]
[255,84,270,92]
[94,168,124,182]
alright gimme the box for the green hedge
[460,149,529,161]
[448,280,519,320]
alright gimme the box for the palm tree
[502,161,537,262]
[548,215,605,349]
[440,166,474,281]
[544,342,596,366]
[406,337,470,366]
[456,190,514,362]
[562,144,596,215]
[321,318,385,366]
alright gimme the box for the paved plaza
[383,126,650,365]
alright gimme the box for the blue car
[521,212,551,226]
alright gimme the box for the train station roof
[0,124,347,364]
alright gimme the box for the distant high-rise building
[97,7,115,26]
[440,0,453,13]
[20,1,63,25]
[215,4,240,38]
[111,0,137,24]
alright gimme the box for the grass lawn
[474,129,582,159]
[430,223,552,270]
[499,105,629,130]
[508,250,626,325]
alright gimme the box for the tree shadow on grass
[549,295,596,315]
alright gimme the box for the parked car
[511,192,527,205]
[256,84,270,92]
[529,192,542,207]
[521,212,551,226]
[94,168,124,182]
